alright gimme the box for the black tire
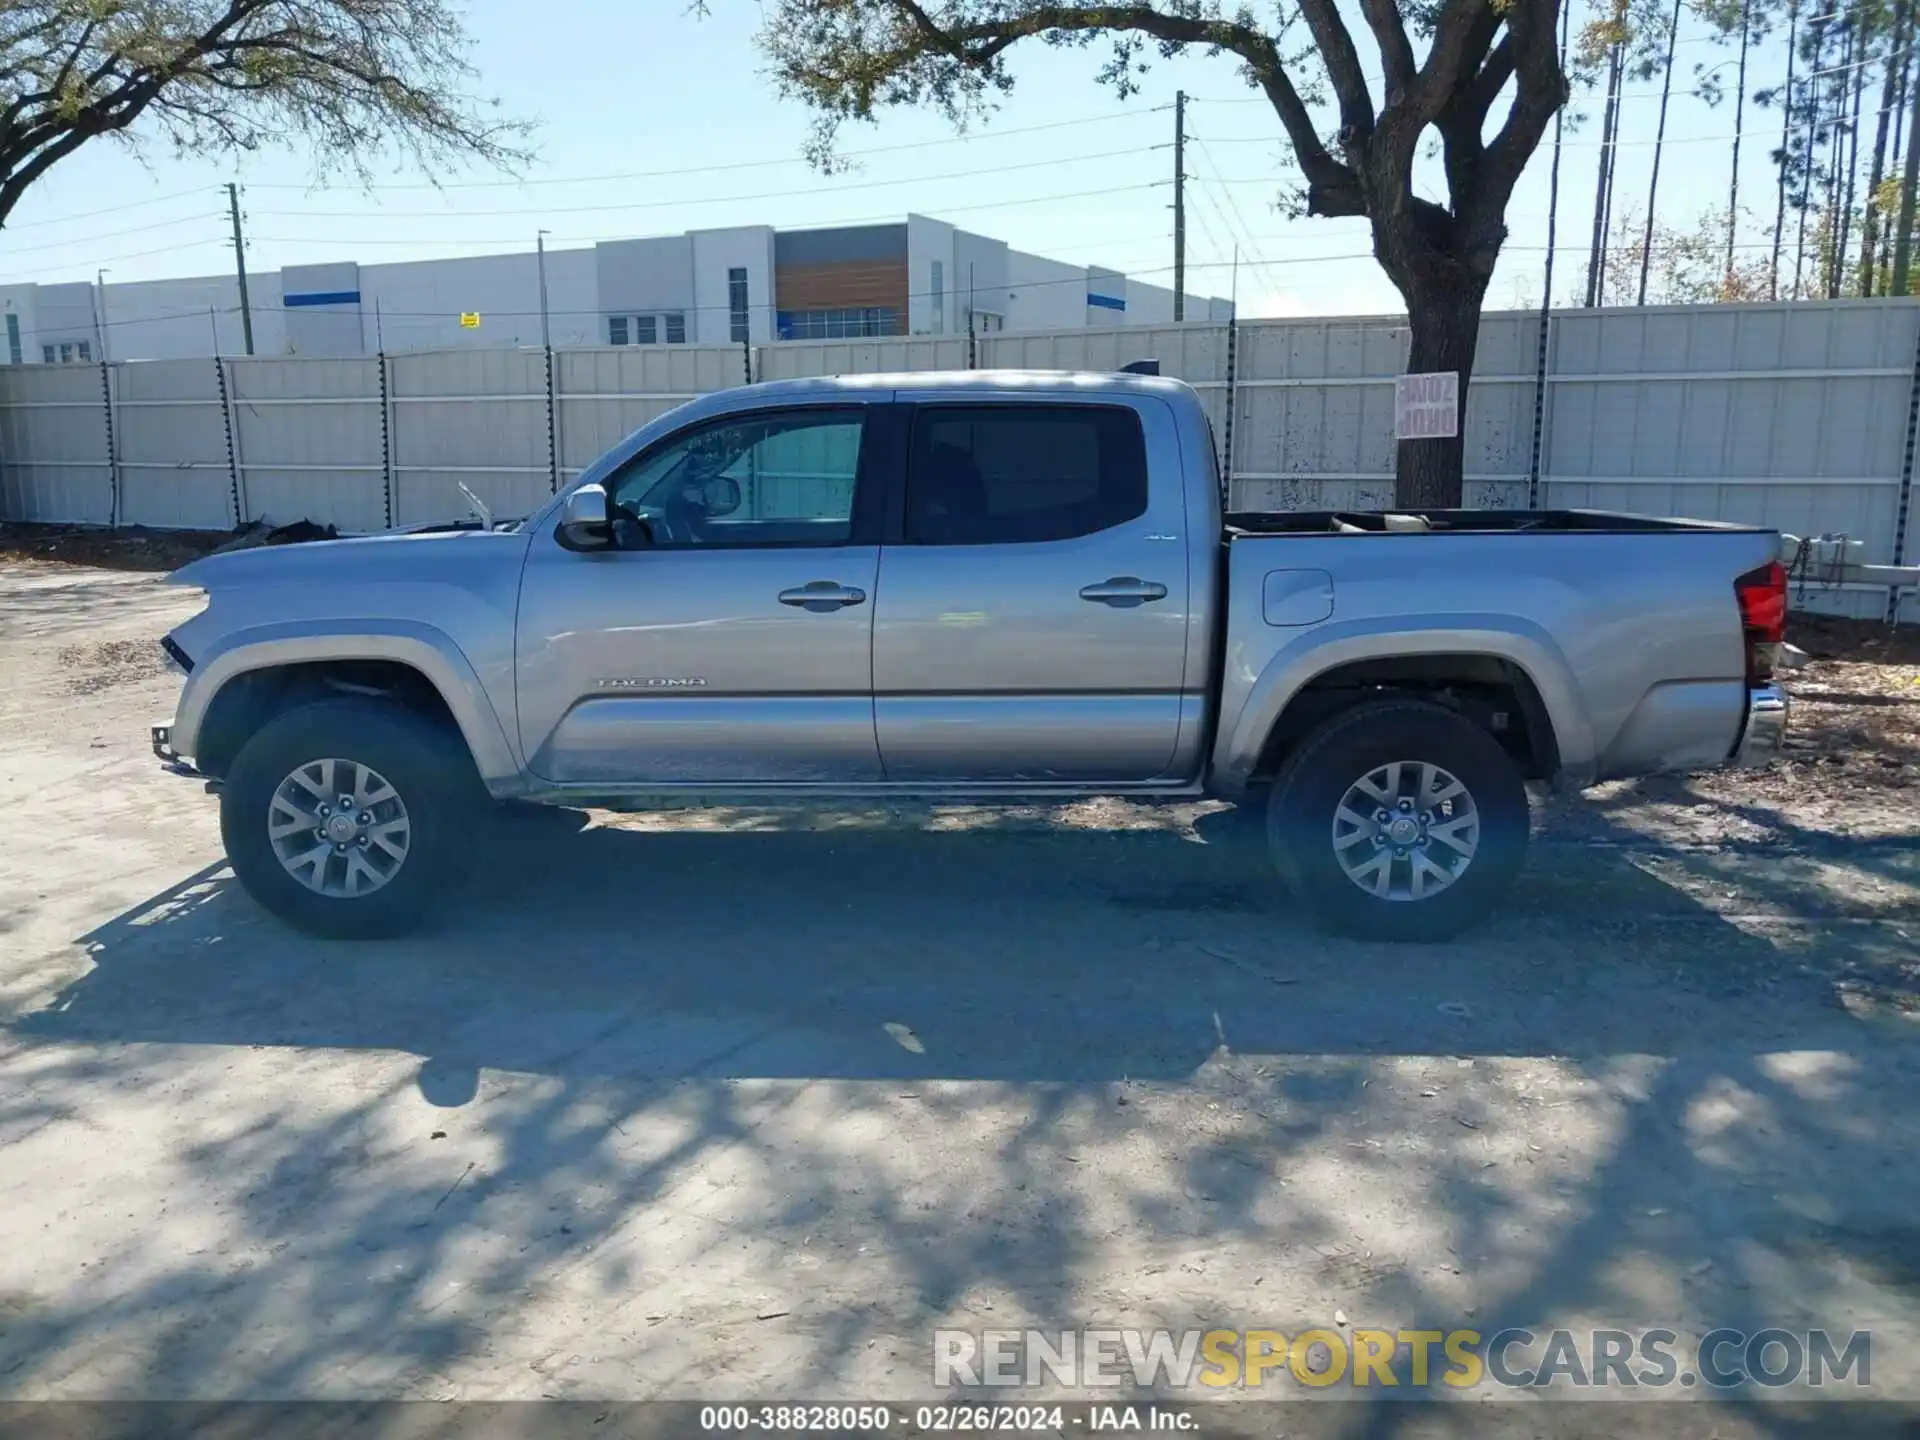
[220,697,485,939]
[1266,699,1529,942]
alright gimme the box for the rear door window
[903,405,1148,545]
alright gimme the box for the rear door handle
[778,580,868,612]
[1079,576,1169,608]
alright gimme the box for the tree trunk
[1395,281,1487,510]
[1725,0,1751,286]
[1587,42,1625,307]
[1859,0,1908,294]
[1773,0,1802,299]
[1639,0,1685,305]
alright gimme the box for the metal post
[1528,0,1570,509]
[213,344,244,528]
[91,280,118,527]
[227,183,255,355]
[1889,309,1920,620]
[1220,246,1239,510]
[536,230,552,349]
[94,270,110,363]
[546,339,561,494]
[1173,90,1187,322]
[377,349,394,529]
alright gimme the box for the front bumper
[151,721,213,784]
[1731,684,1789,767]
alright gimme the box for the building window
[774,307,900,341]
[728,267,750,345]
[975,312,1004,333]
[43,340,91,364]
[76,339,90,362]
[608,313,687,346]
[42,344,53,363]
[4,314,20,365]
[930,260,944,334]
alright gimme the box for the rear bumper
[1731,684,1789,767]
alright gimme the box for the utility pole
[94,269,109,363]
[536,229,552,348]
[226,182,254,355]
[1173,90,1187,321]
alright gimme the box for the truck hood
[168,526,528,594]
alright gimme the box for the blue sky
[0,1,1815,316]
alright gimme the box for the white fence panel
[113,359,232,530]
[556,345,739,479]
[388,348,551,526]
[227,356,386,533]
[0,363,111,524]
[1,300,1918,621]
[1542,300,1919,617]
[756,335,968,381]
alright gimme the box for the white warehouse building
[0,214,1231,364]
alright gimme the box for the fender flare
[1213,616,1597,791]
[170,619,521,788]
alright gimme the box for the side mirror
[702,475,742,516]
[555,483,614,552]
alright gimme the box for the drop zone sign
[1395,371,1460,441]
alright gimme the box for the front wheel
[220,698,483,939]
[1267,699,1529,942]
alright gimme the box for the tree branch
[851,1,1364,205]
[1358,0,1416,99]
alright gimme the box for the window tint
[608,409,865,548]
[904,405,1149,545]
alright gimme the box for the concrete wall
[360,248,598,353]
[952,228,1010,330]
[690,227,776,344]
[906,214,955,335]
[1005,251,1088,332]
[595,235,694,338]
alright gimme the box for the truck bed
[1225,508,1771,537]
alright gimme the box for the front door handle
[1079,576,1169,608]
[778,580,868,613]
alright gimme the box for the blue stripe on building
[283,290,362,308]
[1087,292,1126,311]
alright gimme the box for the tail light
[1735,561,1788,680]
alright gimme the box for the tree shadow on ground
[1,801,1915,1435]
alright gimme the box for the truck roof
[714,370,1198,403]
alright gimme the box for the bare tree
[1858,0,1910,288]
[1638,0,1687,303]
[0,0,529,227]
[758,0,1570,506]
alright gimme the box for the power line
[241,106,1175,193]
[0,187,211,230]
[0,237,226,283]
[246,181,1172,251]
[0,211,222,257]
[250,145,1163,221]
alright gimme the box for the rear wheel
[1267,699,1529,941]
[220,697,483,939]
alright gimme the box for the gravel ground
[0,554,1916,1429]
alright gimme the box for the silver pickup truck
[151,369,1790,942]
